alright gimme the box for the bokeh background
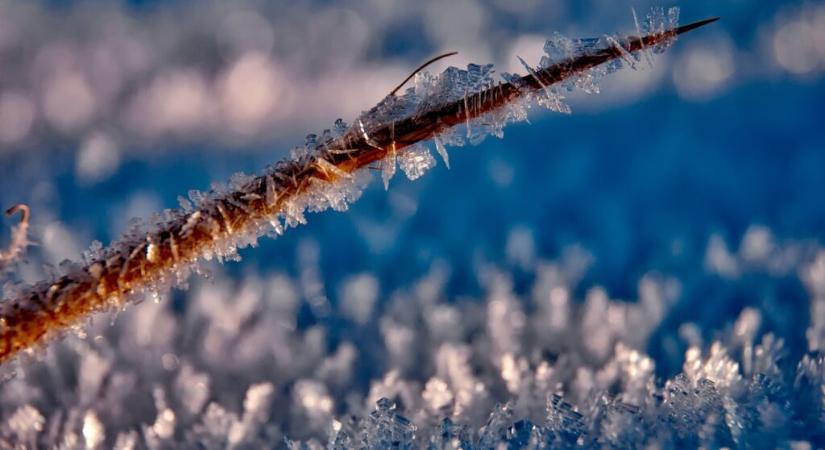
[1,0,825,447]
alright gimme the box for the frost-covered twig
[0,205,30,273]
[0,13,717,365]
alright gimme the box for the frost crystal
[398,144,436,181]
[6,405,44,445]
[83,411,105,449]
[432,137,450,169]
[382,147,397,190]
[646,7,681,53]
[365,398,416,449]
[519,56,572,114]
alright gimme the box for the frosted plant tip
[676,17,720,35]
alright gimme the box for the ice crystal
[519,56,572,114]
[382,147,397,191]
[432,137,450,169]
[397,144,437,181]
[365,398,416,449]
[646,7,681,53]
[428,418,471,449]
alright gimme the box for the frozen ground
[1,0,824,448]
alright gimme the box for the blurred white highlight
[673,34,735,101]
[76,133,120,183]
[0,90,34,145]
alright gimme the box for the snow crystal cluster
[1,228,824,449]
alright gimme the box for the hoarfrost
[432,137,450,169]
[365,398,416,450]
[381,146,397,190]
[82,411,105,449]
[397,144,436,181]
[3,9,798,450]
[646,7,681,53]
[518,56,572,114]
[6,405,44,444]
[1,233,824,447]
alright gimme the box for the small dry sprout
[0,13,717,368]
[0,204,31,272]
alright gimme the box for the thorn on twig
[5,204,29,223]
[389,51,459,96]
[0,204,31,271]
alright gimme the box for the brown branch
[0,18,718,365]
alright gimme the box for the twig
[0,17,718,365]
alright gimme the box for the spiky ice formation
[0,10,715,366]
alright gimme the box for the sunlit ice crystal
[461,95,532,144]
[333,118,348,136]
[360,91,421,131]
[292,379,335,436]
[305,173,362,213]
[518,56,571,115]
[365,398,416,449]
[545,394,586,446]
[6,405,44,446]
[683,342,743,390]
[417,63,495,109]
[532,32,617,108]
[397,143,436,181]
[82,411,105,449]
[477,403,522,448]
[381,146,396,190]
[646,6,681,53]
[432,137,450,169]
[631,7,655,69]
[466,63,495,90]
[604,34,642,72]
[663,375,727,445]
[542,32,578,64]
[428,417,471,449]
